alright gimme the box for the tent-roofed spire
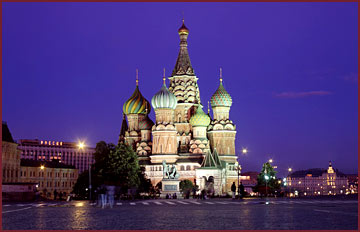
[172,19,194,76]
[201,150,217,168]
[200,149,222,168]
[212,148,222,167]
[118,113,128,144]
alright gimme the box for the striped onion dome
[210,81,232,107]
[139,115,154,130]
[151,84,177,110]
[123,86,151,115]
[190,105,210,127]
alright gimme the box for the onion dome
[210,68,232,107]
[190,105,210,127]
[178,19,189,35]
[151,76,177,110]
[139,115,154,130]
[123,70,151,115]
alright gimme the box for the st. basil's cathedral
[119,20,239,195]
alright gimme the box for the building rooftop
[2,121,15,143]
[17,139,94,150]
[20,159,76,169]
[288,168,347,178]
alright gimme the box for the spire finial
[136,69,139,86]
[182,12,184,23]
[207,101,210,114]
[163,68,166,85]
[219,67,223,83]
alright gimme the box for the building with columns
[286,161,348,196]
[119,20,239,195]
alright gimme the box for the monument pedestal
[160,179,182,199]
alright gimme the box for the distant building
[20,159,78,198]
[2,122,22,183]
[240,171,259,196]
[346,174,358,194]
[18,139,95,173]
[287,161,348,196]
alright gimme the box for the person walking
[100,185,107,209]
[239,182,245,199]
[53,189,58,200]
[106,185,115,208]
[231,182,236,199]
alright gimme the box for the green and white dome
[151,83,177,110]
[210,81,232,107]
[190,105,210,127]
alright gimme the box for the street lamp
[40,165,45,170]
[269,159,273,163]
[242,148,248,155]
[78,142,85,149]
[288,168,292,172]
[264,175,269,197]
[235,161,242,198]
[235,148,247,198]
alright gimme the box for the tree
[73,141,153,198]
[180,180,194,198]
[254,162,280,196]
[72,170,90,198]
[99,143,141,191]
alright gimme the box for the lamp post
[39,165,45,198]
[89,164,92,201]
[236,148,248,198]
[264,174,269,197]
[235,161,241,198]
[287,168,292,197]
[78,141,91,200]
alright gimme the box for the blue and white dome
[151,84,177,110]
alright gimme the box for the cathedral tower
[122,70,151,149]
[168,20,201,153]
[208,69,237,163]
[150,72,179,164]
[189,105,211,154]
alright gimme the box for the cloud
[341,72,358,83]
[274,91,332,98]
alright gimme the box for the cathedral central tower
[168,20,201,153]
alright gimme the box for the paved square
[2,198,358,230]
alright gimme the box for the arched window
[186,165,191,171]
[180,166,184,171]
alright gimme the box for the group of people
[53,190,68,201]
[165,193,177,199]
[231,182,245,199]
[95,185,115,209]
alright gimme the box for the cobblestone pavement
[2,198,358,230]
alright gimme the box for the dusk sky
[3,3,358,176]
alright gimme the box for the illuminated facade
[18,139,95,173]
[286,161,348,196]
[20,159,78,198]
[119,21,239,194]
[2,122,22,183]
